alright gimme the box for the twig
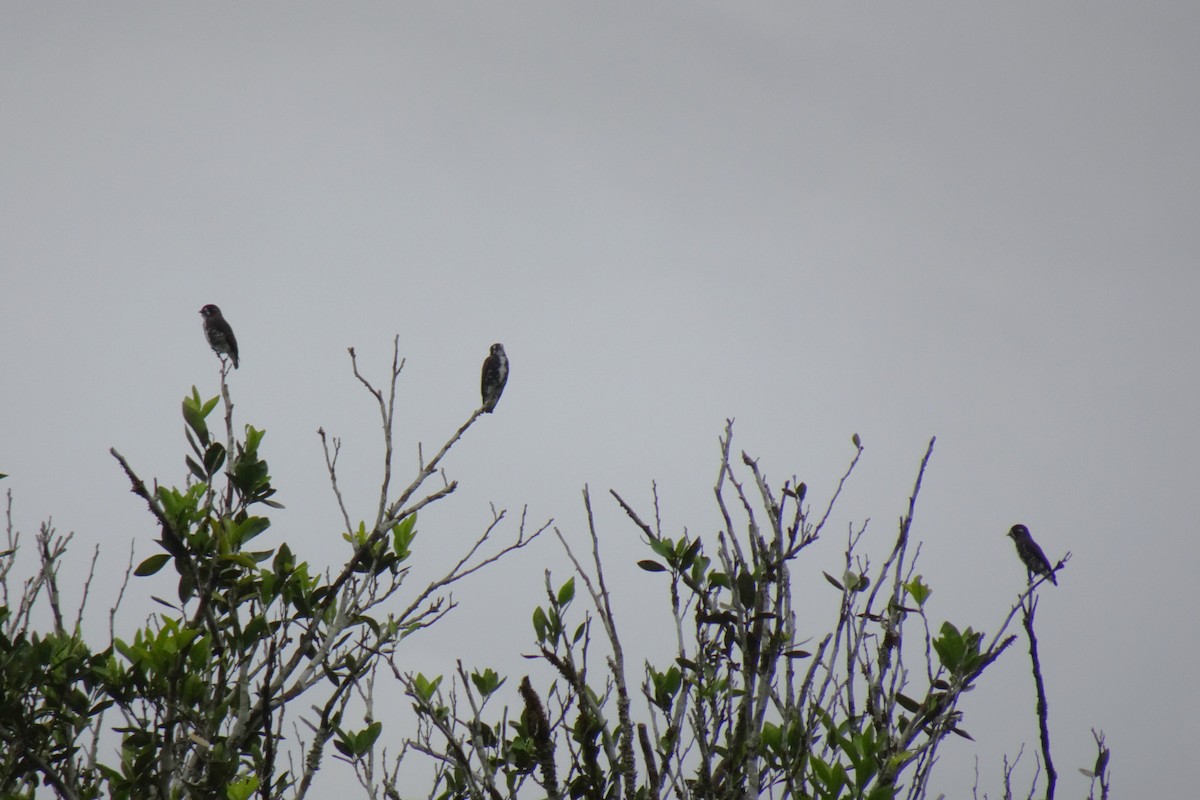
[348,340,405,531]
[318,428,355,534]
[1021,594,1056,800]
[221,361,235,512]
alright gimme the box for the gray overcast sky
[2,3,1197,796]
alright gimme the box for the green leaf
[637,559,667,573]
[355,721,383,755]
[412,673,442,702]
[680,537,702,568]
[823,571,845,591]
[134,553,171,577]
[902,575,931,606]
[392,514,417,559]
[273,543,295,575]
[545,606,563,640]
[355,614,382,636]
[242,615,269,643]
[244,425,266,451]
[557,577,575,606]
[203,443,226,476]
[846,572,870,592]
[649,666,683,710]
[470,668,505,697]
[185,456,207,481]
[394,512,417,538]
[233,515,270,545]
[933,622,967,674]
[232,457,269,493]
[182,394,209,443]
[905,575,931,607]
[532,606,548,643]
[761,721,782,754]
[647,536,673,559]
[736,571,756,607]
[810,755,832,785]
[178,569,195,603]
[225,776,259,800]
[866,782,898,800]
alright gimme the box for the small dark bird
[199,304,239,369]
[480,343,508,413]
[1006,524,1057,585]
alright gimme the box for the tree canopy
[0,341,1108,800]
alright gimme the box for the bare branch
[318,428,354,535]
[1021,594,1057,800]
[349,339,406,531]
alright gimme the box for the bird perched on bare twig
[1006,523,1057,585]
[481,343,508,413]
[200,304,239,369]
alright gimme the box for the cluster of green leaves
[1,384,1087,800]
[1,388,422,799]
[0,618,111,798]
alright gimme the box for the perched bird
[1006,524,1057,585]
[199,304,239,369]
[480,343,509,413]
